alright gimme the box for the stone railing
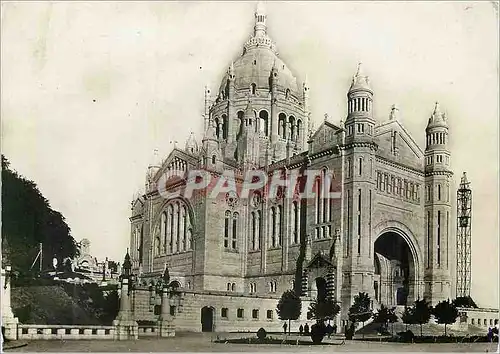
[17,324,115,340]
[138,325,160,337]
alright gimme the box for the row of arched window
[315,169,334,226]
[212,110,302,142]
[427,131,447,147]
[348,96,373,113]
[227,282,236,292]
[250,202,301,250]
[377,172,421,202]
[154,200,193,256]
[278,113,302,141]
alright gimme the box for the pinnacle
[355,62,364,77]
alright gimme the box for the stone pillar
[301,269,308,297]
[157,287,175,337]
[113,253,138,340]
[1,266,19,341]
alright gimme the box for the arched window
[212,155,216,164]
[322,169,328,224]
[181,205,187,251]
[285,88,290,99]
[236,110,244,136]
[296,119,302,141]
[232,283,236,291]
[174,201,181,252]
[289,116,295,140]
[259,110,269,136]
[277,205,282,246]
[168,204,174,253]
[292,201,299,244]
[251,212,257,250]
[315,175,322,225]
[257,210,262,249]
[214,117,220,139]
[232,212,238,250]
[222,114,228,139]
[155,237,161,256]
[224,211,231,248]
[227,283,231,291]
[161,212,167,253]
[270,207,277,247]
[251,83,256,95]
[278,113,286,139]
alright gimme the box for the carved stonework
[251,191,262,208]
[226,191,239,208]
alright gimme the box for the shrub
[256,327,267,340]
[310,322,326,344]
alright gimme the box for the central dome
[218,5,299,97]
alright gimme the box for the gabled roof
[309,120,343,142]
[306,251,333,269]
[375,119,424,159]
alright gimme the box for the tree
[276,290,302,335]
[308,297,340,323]
[412,299,432,337]
[1,155,79,274]
[371,304,398,335]
[401,306,417,332]
[348,292,373,338]
[387,307,398,335]
[372,304,391,333]
[452,296,478,309]
[433,299,458,336]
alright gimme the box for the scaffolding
[456,172,472,297]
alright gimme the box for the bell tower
[341,63,378,309]
[423,102,453,304]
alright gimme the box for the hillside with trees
[1,155,79,276]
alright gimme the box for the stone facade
[128,4,456,332]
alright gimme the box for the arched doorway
[201,306,214,332]
[315,277,327,301]
[374,231,416,307]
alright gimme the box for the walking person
[283,322,288,335]
[304,323,309,335]
[299,324,304,336]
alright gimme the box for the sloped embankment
[11,285,100,325]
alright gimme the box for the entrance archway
[374,231,416,307]
[315,277,327,301]
[201,306,214,332]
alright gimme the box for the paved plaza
[5,332,496,352]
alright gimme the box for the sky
[1,1,498,308]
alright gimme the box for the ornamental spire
[255,1,267,38]
[389,104,399,121]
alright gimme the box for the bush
[345,323,355,340]
[310,322,326,344]
[397,330,415,343]
[256,327,267,340]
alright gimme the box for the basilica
[128,3,455,332]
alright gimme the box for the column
[172,203,179,253]
[157,287,175,337]
[113,254,138,340]
[179,206,185,252]
[301,269,309,297]
[1,266,19,341]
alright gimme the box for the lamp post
[112,250,138,340]
[157,264,175,337]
